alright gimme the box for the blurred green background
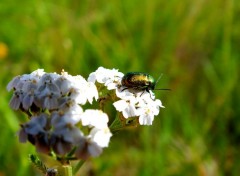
[1,0,239,175]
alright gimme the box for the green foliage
[0,0,240,175]
[29,154,47,175]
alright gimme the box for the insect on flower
[121,72,170,97]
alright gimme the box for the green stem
[110,113,139,134]
[58,165,72,176]
[73,160,85,175]
[109,113,124,134]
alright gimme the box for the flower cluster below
[7,69,112,160]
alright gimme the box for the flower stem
[73,160,85,175]
[58,165,73,176]
[110,113,124,134]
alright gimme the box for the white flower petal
[139,113,154,125]
[88,142,103,157]
[6,75,21,91]
[80,110,109,129]
[113,100,128,111]
[22,93,34,110]
[122,103,138,118]
[9,91,24,110]
[89,127,112,148]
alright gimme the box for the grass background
[0,0,239,175]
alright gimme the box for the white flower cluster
[7,69,112,159]
[7,67,166,161]
[88,67,164,125]
[88,66,124,90]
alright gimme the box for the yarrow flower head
[7,69,111,160]
[88,67,165,126]
[7,67,167,174]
